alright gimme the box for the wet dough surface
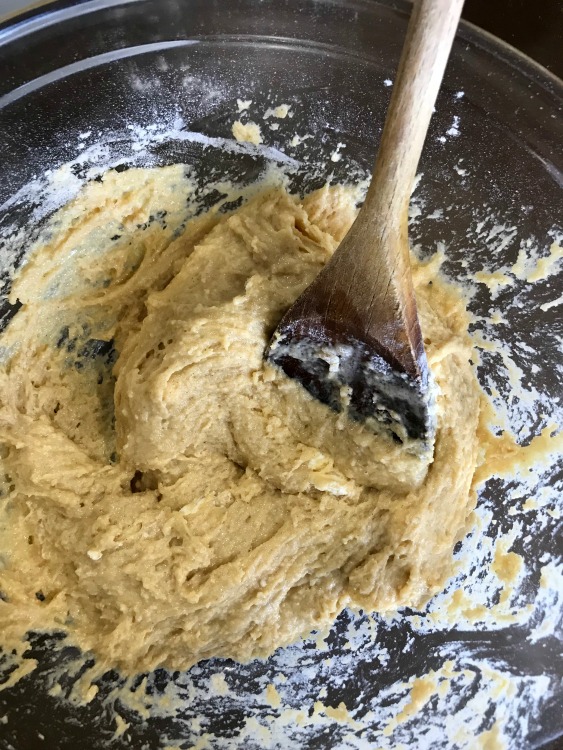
[0,166,481,673]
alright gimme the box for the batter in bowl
[0,165,481,673]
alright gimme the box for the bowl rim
[0,0,561,101]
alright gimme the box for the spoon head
[266,319,436,450]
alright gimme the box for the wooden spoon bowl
[267,0,464,447]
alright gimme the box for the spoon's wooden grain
[267,0,464,445]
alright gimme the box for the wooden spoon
[267,0,464,446]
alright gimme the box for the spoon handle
[365,0,465,228]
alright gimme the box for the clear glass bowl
[0,1,561,749]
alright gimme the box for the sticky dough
[0,166,481,673]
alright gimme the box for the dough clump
[0,166,481,672]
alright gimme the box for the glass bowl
[0,1,561,749]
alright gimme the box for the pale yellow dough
[0,165,481,673]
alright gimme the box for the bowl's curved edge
[1,0,562,104]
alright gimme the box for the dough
[0,166,481,673]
